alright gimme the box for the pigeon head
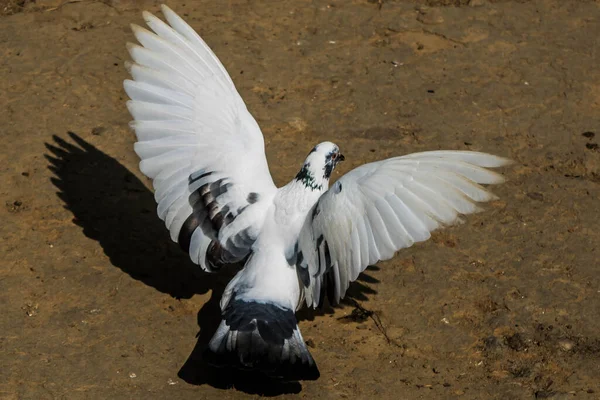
[295,142,344,191]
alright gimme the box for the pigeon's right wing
[295,151,512,308]
[124,6,277,271]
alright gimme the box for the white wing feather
[124,6,276,271]
[296,151,511,308]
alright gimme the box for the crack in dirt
[342,298,403,348]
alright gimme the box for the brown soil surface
[2,0,600,398]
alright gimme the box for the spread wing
[295,151,512,308]
[124,6,277,271]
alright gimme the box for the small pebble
[91,126,106,136]
[527,192,544,201]
[558,339,574,351]
[417,9,444,25]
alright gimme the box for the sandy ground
[1,0,600,398]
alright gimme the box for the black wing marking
[296,234,337,307]
[179,170,258,270]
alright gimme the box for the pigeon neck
[294,162,328,192]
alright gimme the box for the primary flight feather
[124,5,512,381]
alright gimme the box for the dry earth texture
[1,0,599,399]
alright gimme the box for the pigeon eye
[331,153,337,160]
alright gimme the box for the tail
[204,297,320,381]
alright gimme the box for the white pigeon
[123,5,512,381]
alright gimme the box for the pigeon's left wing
[295,151,511,308]
[124,6,277,271]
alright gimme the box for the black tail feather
[205,299,320,381]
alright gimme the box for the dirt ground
[1,0,600,398]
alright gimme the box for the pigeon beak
[338,153,345,162]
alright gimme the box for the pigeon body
[124,6,511,381]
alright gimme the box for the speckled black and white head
[295,142,345,191]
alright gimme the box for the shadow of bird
[45,131,380,394]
